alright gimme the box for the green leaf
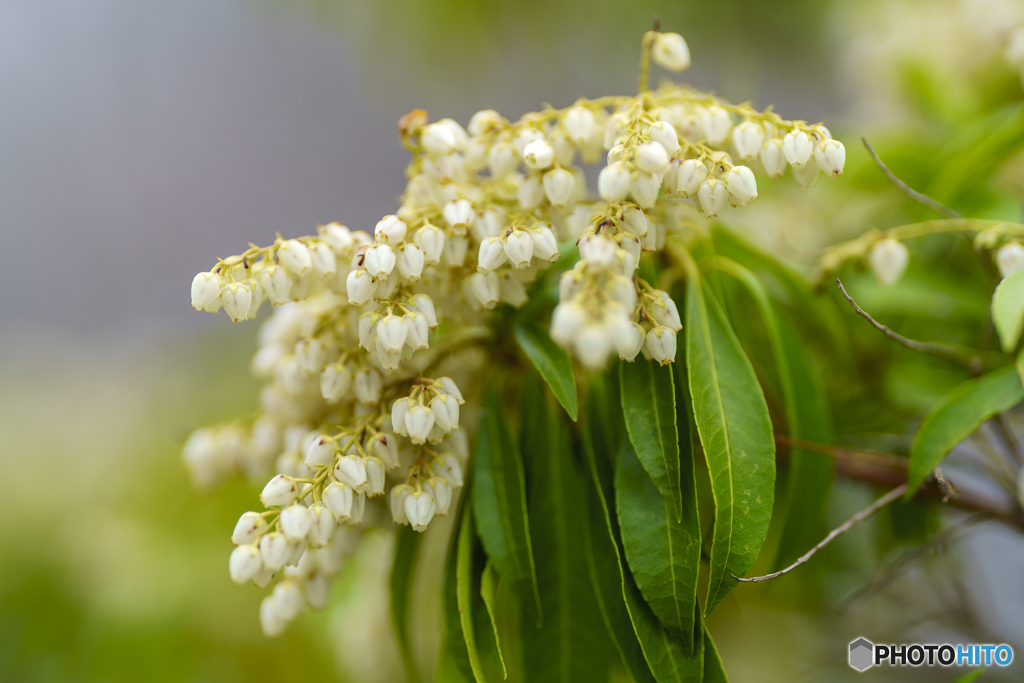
[581,395,704,683]
[716,258,834,570]
[615,439,700,644]
[701,624,728,683]
[992,270,1024,352]
[1017,348,1024,387]
[455,508,490,683]
[473,386,542,623]
[479,561,506,678]
[514,321,578,420]
[685,275,776,614]
[391,525,422,683]
[521,393,610,683]
[907,365,1024,494]
[619,359,682,521]
[442,502,477,683]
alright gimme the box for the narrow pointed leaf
[473,386,542,622]
[619,359,682,520]
[479,561,506,678]
[908,365,1024,494]
[701,625,729,683]
[521,395,610,682]
[582,402,704,683]
[442,501,477,683]
[615,439,700,643]
[391,525,422,683]
[454,508,501,683]
[686,276,776,614]
[992,270,1024,352]
[514,321,578,420]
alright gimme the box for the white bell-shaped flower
[636,141,670,174]
[191,272,222,312]
[614,320,645,361]
[701,107,732,145]
[760,139,787,177]
[308,243,336,278]
[346,268,375,306]
[294,338,327,375]
[390,484,412,525]
[530,226,560,262]
[353,369,382,405]
[221,282,253,322]
[371,433,401,470]
[334,454,368,492]
[674,158,708,197]
[413,293,438,328]
[421,123,457,155]
[598,161,632,201]
[523,139,554,170]
[404,312,429,350]
[425,478,452,515]
[320,363,351,404]
[649,121,680,156]
[277,240,312,276]
[259,531,290,571]
[478,237,508,272]
[782,130,813,167]
[260,474,299,507]
[868,238,909,287]
[652,32,691,71]
[414,224,445,263]
[229,544,263,584]
[430,394,460,432]
[231,511,267,545]
[504,230,534,268]
[307,504,335,548]
[374,215,407,245]
[518,173,545,210]
[579,233,618,267]
[363,244,396,279]
[405,491,437,532]
[391,397,411,436]
[576,323,614,370]
[514,128,544,156]
[814,139,845,177]
[564,106,596,145]
[792,158,820,188]
[543,168,575,207]
[395,244,424,282]
[470,272,500,308]
[364,457,386,496]
[323,482,354,521]
[697,178,729,218]
[438,377,465,404]
[377,314,408,353]
[280,504,312,541]
[631,171,661,209]
[443,199,475,232]
[435,453,464,488]
[406,403,435,444]
[997,242,1024,278]
[488,142,518,178]
[724,165,758,206]
[319,222,353,253]
[649,291,683,331]
[258,265,292,305]
[731,122,765,161]
[645,326,677,364]
[550,301,587,346]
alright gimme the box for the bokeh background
[3,0,1024,681]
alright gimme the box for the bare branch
[732,484,907,583]
[862,137,961,219]
[837,278,974,364]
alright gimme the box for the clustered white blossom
[184,30,845,636]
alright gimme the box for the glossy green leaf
[479,561,506,678]
[717,258,834,570]
[992,270,1024,352]
[442,502,477,683]
[619,359,682,521]
[391,525,422,683]
[514,321,578,420]
[582,397,704,683]
[473,386,542,622]
[685,276,776,614]
[455,509,489,683]
[615,439,700,643]
[907,365,1024,494]
[701,624,729,683]
[521,395,610,683]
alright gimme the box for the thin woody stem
[836,278,975,365]
[732,484,907,583]
[636,17,661,95]
[862,138,961,219]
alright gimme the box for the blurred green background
[2,0,1024,681]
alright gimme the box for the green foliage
[992,270,1024,352]
[391,526,422,683]
[514,321,579,421]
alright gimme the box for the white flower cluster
[184,29,846,636]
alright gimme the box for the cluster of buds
[185,28,847,636]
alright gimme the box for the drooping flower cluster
[184,30,845,636]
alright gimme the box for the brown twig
[733,484,908,583]
[862,137,961,219]
[836,278,973,364]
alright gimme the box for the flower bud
[650,291,683,331]
[652,32,691,71]
[307,504,335,548]
[232,511,267,545]
[760,139,787,177]
[392,244,424,283]
[868,238,909,287]
[425,478,452,515]
[576,323,614,370]
[334,454,368,492]
[523,140,555,170]
[323,482,354,521]
[320,363,352,403]
[782,130,813,167]
[997,242,1024,278]
[406,403,435,444]
[364,457,386,496]
[280,504,312,541]
[468,109,504,136]
[435,377,463,404]
[437,118,468,150]
[514,128,544,156]
[674,158,708,197]
[430,394,460,432]
[414,224,445,264]
[304,435,335,467]
[598,161,632,201]
[258,265,292,305]
[191,272,222,312]
[488,142,518,178]
[701,107,732,145]
[636,141,670,174]
[622,206,649,238]
[645,326,677,364]
[353,369,382,405]
[371,433,400,469]
[614,320,644,361]
[435,453,465,488]
[259,531,290,571]
[390,484,412,525]
[308,243,336,278]
[377,314,408,353]
[391,397,411,436]
[470,272,500,309]
[564,106,596,145]
[221,282,253,322]
[405,491,437,532]
[277,240,313,275]
[346,268,375,306]
[724,165,758,206]
[443,200,475,232]
[813,139,845,177]
[631,171,661,209]
[229,544,263,584]
[530,226,560,262]
[518,173,545,210]
[649,121,680,156]
[412,293,438,328]
[421,123,456,155]
[551,302,587,346]
[363,244,396,279]
[260,474,299,507]
[697,178,729,218]
[319,222,353,254]
[543,168,575,207]
[478,237,507,272]
[731,122,765,161]
[504,230,534,268]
